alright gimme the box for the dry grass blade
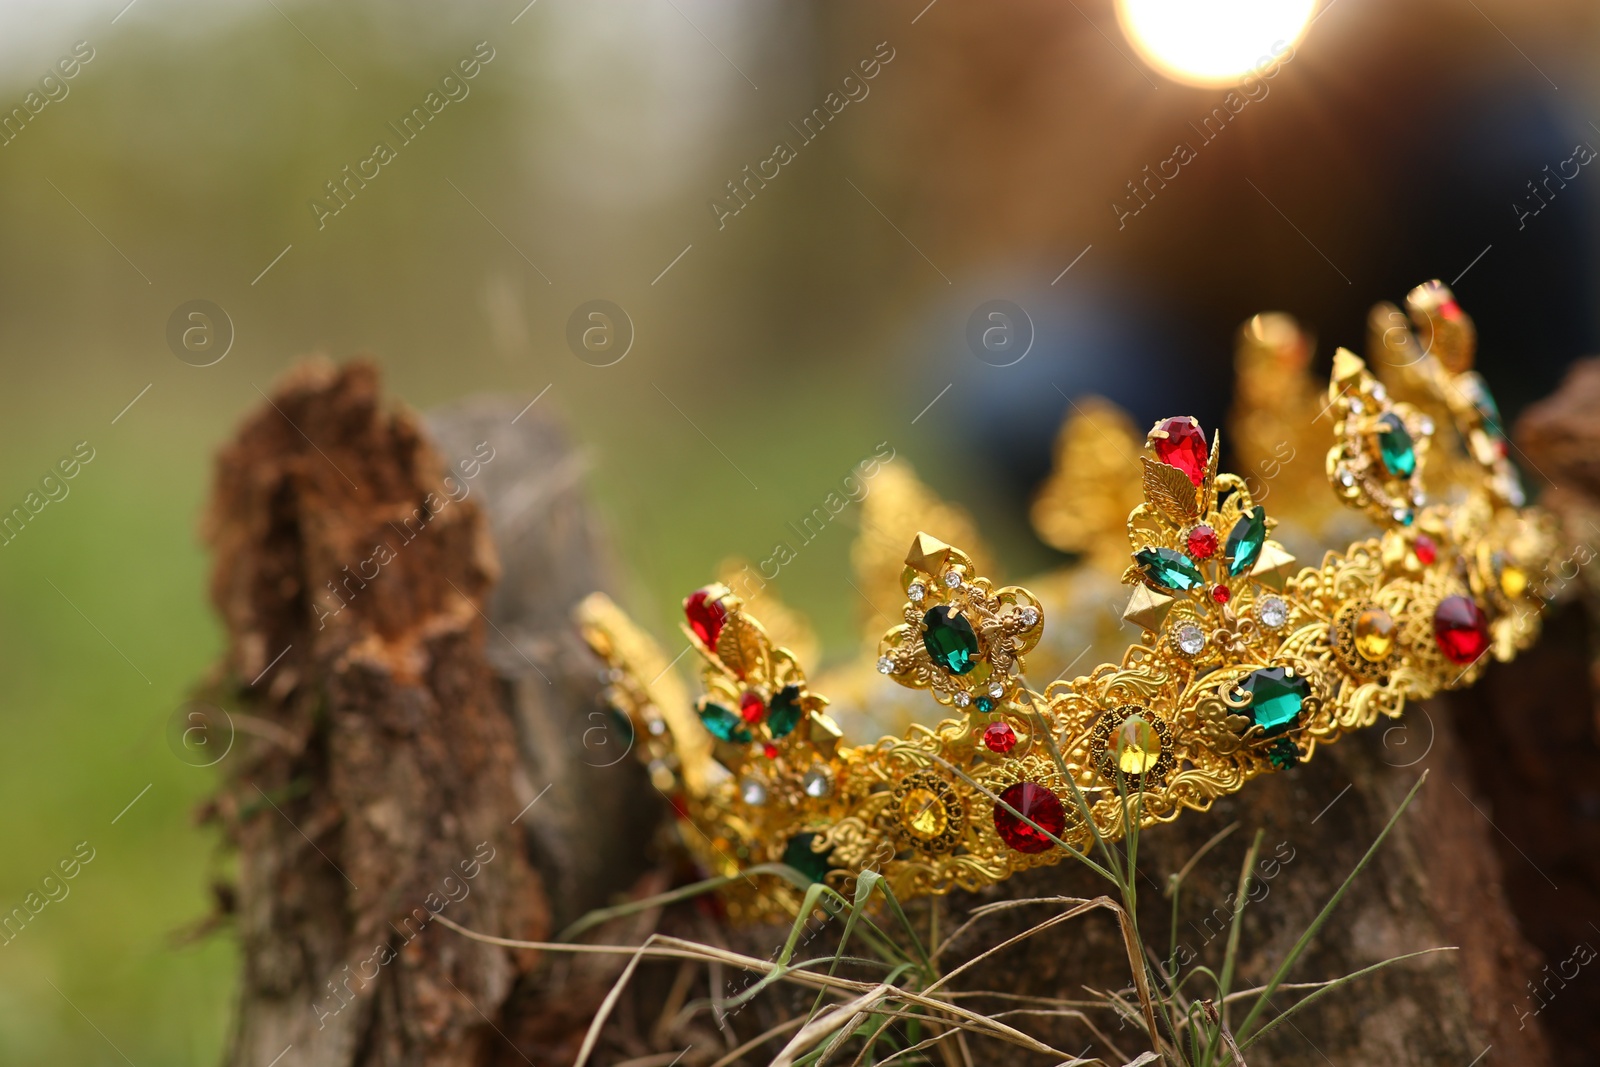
[1200,1001,1247,1066]
[431,915,1081,1061]
[771,982,893,1067]
[928,896,1110,992]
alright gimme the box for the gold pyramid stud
[1331,348,1366,389]
[1250,541,1297,589]
[1123,584,1176,631]
[905,531,953,574]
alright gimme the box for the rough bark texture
[207,362,547,1067]
[205,358,1600,1066]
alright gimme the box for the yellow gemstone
[1114,716,1162,775]
[901,787,948,840]
[1354,607,1396,662]
[1500,563,1528,599]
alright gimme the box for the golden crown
[578,281,1559,921]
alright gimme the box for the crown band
[580,282,1559,921]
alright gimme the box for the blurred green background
[1,0,1597,1061]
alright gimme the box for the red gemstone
[982,721,1017,754]
[1438,299,1462,320]
[1186,524,1218,560]
[739,692,765,723]
[993,782,1066,854]
[1152,417,1207,486]
[684,589,727,646]
[1433,595,1489,664]
[1211,584,1231,604]
[1414,535,1438,565]
[762,743,779,759]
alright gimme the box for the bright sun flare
[1115,0,1318,87]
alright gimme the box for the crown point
[1331,348,1366,388]
[1123,584,1175,632]
[905,531,952,574]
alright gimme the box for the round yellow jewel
[1354,606,1396,662]
[1114,715,1162,775]
[1500,563,1528,599]
[900,787,948,840]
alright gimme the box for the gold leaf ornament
[1140,456,1202,522]
[715,611,771,683]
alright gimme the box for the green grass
[0,433,235,1065]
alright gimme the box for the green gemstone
[698,701,752,743]
[1266,736,1300,769]
[1238,666,1309,733]
[1376,413,1416,478]
[768,685,803,738]
[1225,507,1266,577]
[782,832,832,884]
[974,696,996,713]
[1135,547,1204,592]
[923,606,981,675]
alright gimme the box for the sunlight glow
[1115,0,1317,87]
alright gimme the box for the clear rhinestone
[1019,606,1040,627]
[907,581,926,602]
[1371,383,1387,401]
[1419,415,1435,435]
[647,759,674,791]
[1175,623,1205,656]
[802,767,832,798]
[1411,489,1426,506]
[1259,596,1288,629]
[647,718,667,736]
[1509,483,1526,506]
[1338,470,1355,487]
[954,691,971,708]
[1392,507,1410,523]
[988,680,1006,699]
[1349,398,1365,415]
[876,656,894,675]
[944,570,963,589]
[740,777,767,806]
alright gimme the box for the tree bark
[207,362,547,1067]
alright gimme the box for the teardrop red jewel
[1152,417,1207,486]
[684,589,727,646]
[1414,535,1438,565]
[993,782,1066,854]
[739,692,765,723]
[1433,595,1489,664]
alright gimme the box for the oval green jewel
[923,606,981,675]
[1135,547,1204,592]
[1224,507,1266,577]
[782,832,832,884]
[767,685,803,738]
[698,701,752,743]
[1237,666,1309,734]
[974,695,996,713]
[1376,413,1416,478]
